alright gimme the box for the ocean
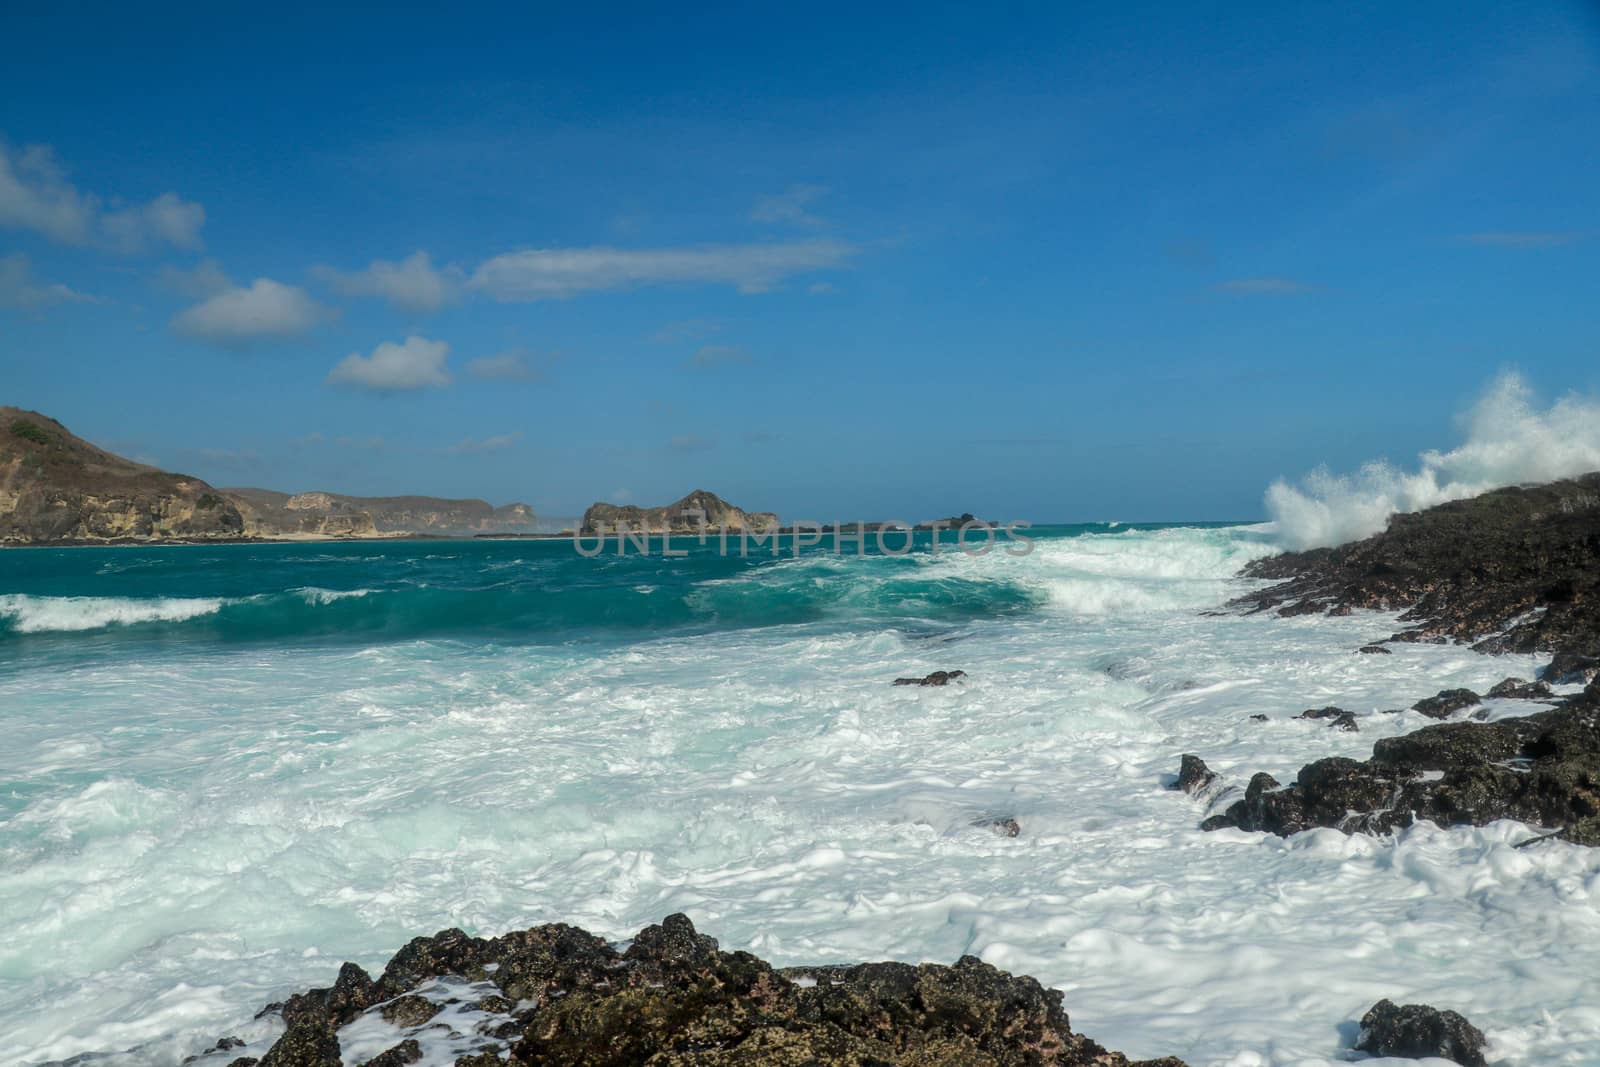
[2,525,1597,1066]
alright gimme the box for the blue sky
[3,1,1597,522]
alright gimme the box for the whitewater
[3,527,1598,1067]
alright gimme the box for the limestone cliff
[0,406,540,545]
[223,487,537,538]
[0,407,246,544]
[581,489,778,534]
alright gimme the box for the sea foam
[0,594,226,633]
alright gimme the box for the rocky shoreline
[204,915,1186,1067]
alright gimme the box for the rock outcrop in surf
[1235,472,1600,657]
[221,914,1185,1067]
[1195,680,1600,845]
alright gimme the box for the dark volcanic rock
[1354,999,1487,1067]
[1174,754,1217,795]
[973,815,1023,837]
[1232,473,1600,657]
[357,1040,422,1067]
[1487,677,1555,700]
[894,669,968,686]
[1201,690,1600,844]
[1544,652,1600,685]
[1329,711,1360,732]
[1358,644,1393,654]
[1411,688,1481,719]
[1295,706,1346,720]
[379,994,440,1028]
[247,914,1184,1067]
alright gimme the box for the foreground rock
[1198,685,1600,844]
[1355,999,1487,1067]
[1232,473,1600,656]
[231,914,1183,1067]
[894,669,968,686]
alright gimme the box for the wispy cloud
[449,431,523,455]
[0,252,97,310]
[158,259,231,299]
[1214,277,1318,295]
[314,250,462,314]
[1457,231,1585,248]
[466,348,553,382]
[0,140,203,251]
[326,335,452,392]
[471,239,855,300]
[684,344,751,370]
[667,433,716,453]
[751,184,830,226]
[171,278,329,346]
[650,318,724,344]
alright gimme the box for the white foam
[0,527,1592,1067]
[1266,371,1600,549]
[0,593,224,632]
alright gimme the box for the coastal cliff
[581,489,778,535]
[0,407,247,544]
[0,407,537,545]
[225,488,537,540]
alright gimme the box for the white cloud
[104,191,205,251]
[0,252,96,309]
[171,278,327,346]
[315,250,461,315]
[466,349,549,381]
[751,184,829,226]
[326,335,452,392]
[449,431,523,455]
[471,239,855,300]
[0,141,204,250]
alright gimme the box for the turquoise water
[0,525,1207,658]
[3,522,1596,1067]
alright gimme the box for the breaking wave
[1266,371,1600,550]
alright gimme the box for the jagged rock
[379,994,441,1027]
[1354,999,1487,1067]
[1296,706,1345,720]
[1201,691,1600,844]
[1248,714,1269,722]
[1173,755,1217,795]
[1232,474,1600,657]
[1487,677,1555,700]
[358,1040,423,1067]
[246,915,1184,1067]
[894,670,967,686]
[1358,644,1393,654]
[1411,689,1481,719]
[1543,652,1600,685]
[1329,711,1360,732]
[256,1018,340,1067]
